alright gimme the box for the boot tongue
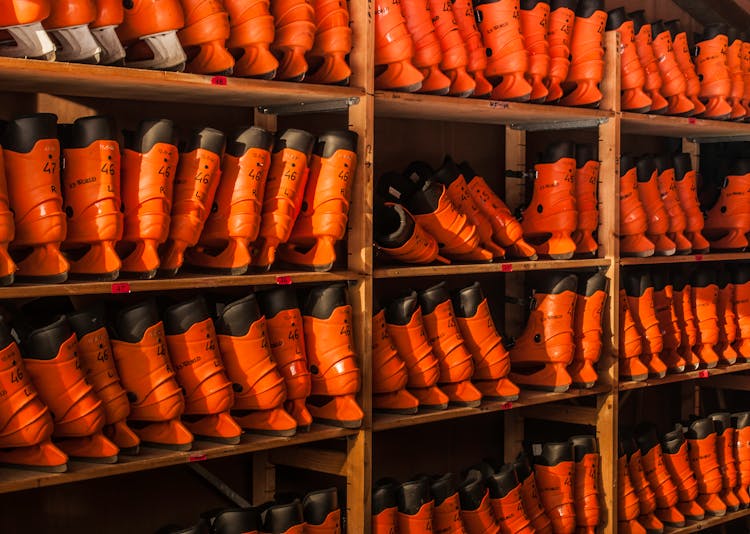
[215,294,262,337]
[112,300,161,342]
[620,154,637,177]
[374,202,415,248]
[651,20,667,37]
[262,501,304,533]
[210,508,261,534]
[697,23,728,42]
[303,488,338,525]
[458,161,479,180]
[665,19,682,39]
[623,271,650,298]
[718,269,731,289]
[0,318,14,351]
[377,171,422,203]
[570,435,598,461]
[661,425,687,454]
[430,473,459,506]
[257,287,300,320]
[540,141,575,164]
[619,435,638,458]
[512,451,534,481]
[733,412,750,430]
[654,154,673,174]
[66,115,117,148]
[163,296,210,335]
[315,130,358,158]
[580,271,608,297]
[398,479,432,515]
[691,268,716,288]
[433,156,463,187]
[709,412,732,434]
[576,0,603,17]
[521,0,550,10]
[651,271,670,291]
[732,264,750,285]
[3,113,58,153]
[606,7,627,31]
[636,155,656,183]
[274,128,315,158]
[407,181,445,216]
[22,316,72,360]
[419,282,451,315]
[385,292,420,326]
[228,126,273,157]
[729,158,750,176]
[68,306,107,338]
[459,470,487,511]
[132,118,174,153]
[551,0,577,10]
[486,464,519,499]
[535,442,573,466]
[302,283,347,320]
[634,423,660,454]
[628,10,648,34]
[673,153,693,181]
[185,127,225,155]
[534,272,577,296]
[687,418,716,440]
[452,282,484,318]
[373,479,399,514]
[575,143,597,168]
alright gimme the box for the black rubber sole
[314,417,363,429]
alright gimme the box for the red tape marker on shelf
[111,282,131,294]
[211,76,228,86]
[501,264,513,273]
[189,453,207,462]
[276,276,292,285]
[698,370,709,378]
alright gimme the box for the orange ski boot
[306,0,352,85]
[692,269,722,368]
[461,162,537,260]
[302,283,364,428]
[186,127,274,275]
[570,271,607,388]
[303,487,341,532]
[373,0,424,92]
[534,442,576,534]
[460,470,501,534]
[732,264,750,361]
[118,119,178,279]
[734,412,750,508]
[252,129,315,272]
[673,154,710,253]
[177,0,234,74]
[622,434,665,534]
[514,452,554,534]
[109,300,192,450]
[652,272,686,373]
[371,303,419,414]
[386,291,450,410]
[159,127,225,277]
[3,113,69,282]
[520,141,578,260]
[619,289,650,382]
[0,144,16,285]
[453,282,519,401]
[546,0,575,103]
[608,8,651,113]
[687,418,729,516]
[560,0,606,108]
[665,20,705,115]
[420,282,482,407]
[710,413,741,512]
[743,36,750,118]
[619,155,655,258]
[0,0,55,60]
[398,479,435,533]
[485,464,535,534]
[224,0,278,79]
[270,0,315,81]
[619,451,648,534]
[90,0,125,65]
[400,0,451,95]
[59,116,122,280]
[0,318,67,472]
[432,158,506,259]
[635,423,686,527]
[215,294,297,436]
[673,274,702,371]
[21,316,119,463]
[625,271,669,377]
[630,11,669,115]
[373,479,399,534]
[520,0,551,103]
[257,288,313,430]
[703,159,750,251]
[280,130,358,271]
[571,144,600,257]
[431,473,467,534]
[570,435,601,533]
[452,0,493,98]
[636,156,676,256]
[654,155,692,255]
[651,21,694,116]
[163,296,240,444]
[117,0,187,71]
[717,271,740,365]
[475,0,532,102]
[43,0,101,63]
[695,24,733,120]
[374,200,446,265]
[509,272,577,391]
[68,307,140,454]
[727,32,746,120]
[661,424,705,521]
[428,0,476,97]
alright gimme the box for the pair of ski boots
[508,270,607,393]
[519,141,600,260]
[702,158,750,252]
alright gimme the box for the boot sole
[676,248,693,255]
[0,462,67,473]
[384,81,423,93]
[185,264,248,276]
[571,381,596,389]
[141,441,193,452]
[449,400,482,408]
[119,269,157,280]
[521,384,571,393]
[418,403,449,411]
[624,105,652,114]
[622,249,655,258]
[648,371,667,379]
[668,366,686,374]
[621,374,648,382]
[705,509,727,517]
[194,435,241,445]
[244,428,297,438]
[277,260,334,273]
[16,272,68,284]
[547,252,575,260]
[701,361,719,369]
[0,273,13,286]
[481,394,520,402]
[69,270,120,281]
[70,454,119,464]
[156,268,180,278]
[314,417,362,429]
[655,248,677,256]
[118,445,140,456]
[373,407,420,415]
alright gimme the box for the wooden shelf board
[618,362,750,392]
[620,252,750,266]
[373,384,610,432]
[666,507,750,533]
[0,425,356,495]
[621,111,750,140]
[0,57,363,107]
[0,270,360,299]
[374,258,610,279]
[375,91,613,126]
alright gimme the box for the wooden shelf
[620,252,750,266]
[618,362,750,392]
[0,271,360,299]
[0,425,355,495]
[0,57,363,107]
[621,111,750,141]
[373,384,610,432]
[666,507,750,533]
[374,258,610,279]
[375,90,613,127]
